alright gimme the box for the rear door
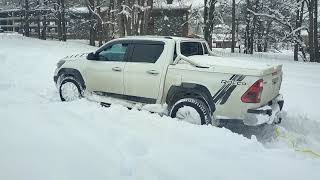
[124,41,166,104]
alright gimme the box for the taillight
[241,79,263,103]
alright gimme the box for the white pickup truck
[54,36,284,126]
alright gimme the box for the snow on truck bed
[187,55,283,76]
[0,33,319,180]
[188,55,282,70]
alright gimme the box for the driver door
[85,42,129,95]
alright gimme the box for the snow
[68,7,90,14]
[188,55,281,70]
[186,55,282,76]
[0,33,320,180]
[154,0,191,9]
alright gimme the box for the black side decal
[213,74,246,105]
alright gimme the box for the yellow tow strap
[275,127,320,158]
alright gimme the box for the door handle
[112,67,122,72]
[147,70,159,75]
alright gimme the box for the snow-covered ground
[0,33,319,180]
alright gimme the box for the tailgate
[260,66,283,105]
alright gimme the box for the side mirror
[87,52,98,60]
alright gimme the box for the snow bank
[0,33,319,180]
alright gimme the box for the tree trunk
[139,0,145,35]
[203,0,216,49]
[125,0,132,36]
[24,0,30,37]
[257,20,263,52]
[263,20,272,52]
[231,0,236,53]
[203,0,209,43]
[147,0,154,35]
[299,1,307,61]
[105,2,111,42]
[309,0,315,62]
[57,1,62,40]
[244,0,251,54]
[41,0,48,40]
[130,0,136,35]
[143,0,153,35]
[117,0,126,37]
[294,0,301,61]
[257,0,264,52]
[89,0,96,46]
[249,0,259,54]
[41,15,47,40]
[108,0,115,40]
[314,0,319,62]
[36,0,41,39]
[131,0,138,35]
[97,0,103,46]
[61,0,67,41]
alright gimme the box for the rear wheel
[169,98,213,125]
[59,76,83,102]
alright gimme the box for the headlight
[56,60,66,69]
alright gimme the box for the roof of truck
[123,36,206,42]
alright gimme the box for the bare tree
[203,0,217,49]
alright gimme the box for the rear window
[131,44,164,63]
[180,42,204,56]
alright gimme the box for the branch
[85,0,103,25]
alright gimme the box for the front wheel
[59,76,83,102]
[169,98,213,125]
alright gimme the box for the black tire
[169,98,213,125]
[59,76,83,102]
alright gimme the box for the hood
[185,55,282,76]
[62,53,89,60]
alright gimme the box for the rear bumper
[244,94,284,126]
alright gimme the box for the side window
[202,42,209,54]
[131,44,164,63]
[180,42,204,56]
[98,43,128,61]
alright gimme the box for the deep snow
[0,33,319,180]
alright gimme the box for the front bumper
[54,75,58,84]
[53,67,60,87]
[244,94,284,126]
